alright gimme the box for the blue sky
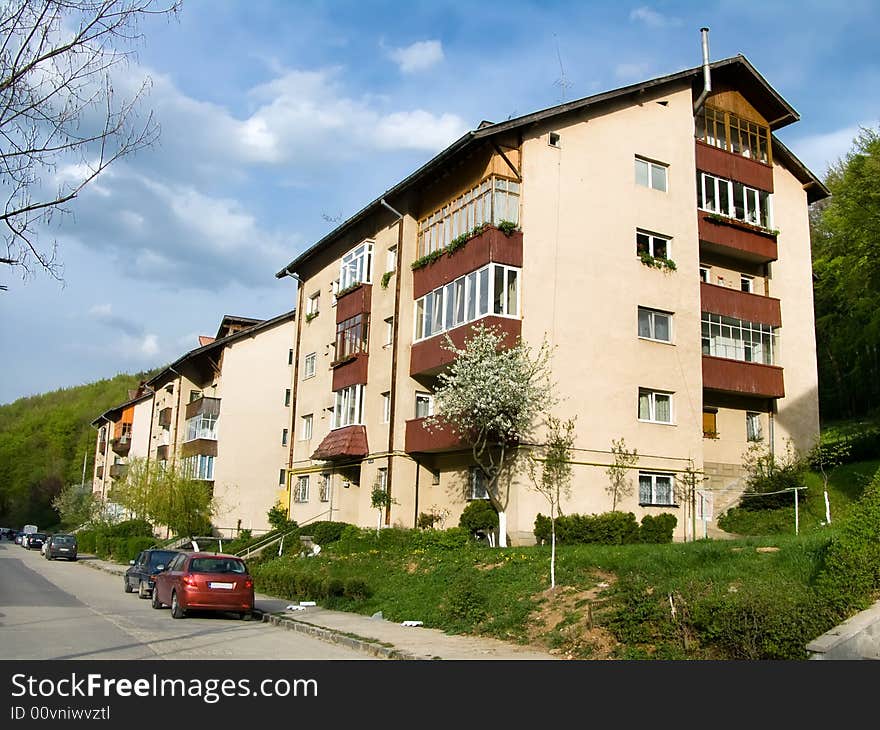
[1,0,878,405]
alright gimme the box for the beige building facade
[276,55,827,545]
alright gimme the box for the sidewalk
[77,554,558,660]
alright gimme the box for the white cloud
[629,7,680,28]
[138,334,160,357]
[788,124,863,178]
[388,40,444,73]
[373,110,468,150]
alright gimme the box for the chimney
[693,27,711,114]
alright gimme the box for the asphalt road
[0,541,372,660]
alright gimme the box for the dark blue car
[124,549,181,599]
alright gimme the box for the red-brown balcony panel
[180,438,218,458]
[156,444,170,461]
[109,463,128,479]
[700,282,781,327]
[410,316,522,378]
[110,435,131,456]
[413,227,523,300]
[96,465,104,479]
[405,417,467,454]
[185,396,221,420]
[336,283,372,323]
[311,425,368,461]
[695,141,774,192]
[331,352,369,390]
[702,355,784,398]
[698,214,778,264]
[158,408,173,427]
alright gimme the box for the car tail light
[182,575,197,587]
[244,578,253,590]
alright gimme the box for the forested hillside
[0,372,157,528]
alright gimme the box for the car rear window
[33,533,47,539]
[54,536,76,545]
[189,558,246,574]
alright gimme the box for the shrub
[640,513,677,544]
[459,501,498,538]
[106,519,153,538]
[123,536,156,562]
[442,572,488,626]
[267,502,296,531]
[535,511,640,545]
[76,529,97,553]
[739,442,807,511]
[413,526,470,550]
[308,521,351,546]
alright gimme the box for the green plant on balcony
[380,271,394,289]
[336,281,363,299]
[305,311,319,323]
[412,222,517,271]
[639,251,677,272]
[497,219,519,236]
[411,248,445,271]
[705,211,779,237]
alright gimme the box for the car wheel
[123,577,133,594]
[240,611,253,621]
[138,581,149,599]
[171,591,186,619]
[151,587,163,609]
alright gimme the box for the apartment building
[275,51,827,545]
[91,311,297,534]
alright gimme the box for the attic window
[549,132,561,148]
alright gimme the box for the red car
[151,552,254,620]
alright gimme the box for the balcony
[185,396,221,420]
[700,282,781,327]
[695,141,773,193]
[703,355,784,398]
[405,417,466,454]
[180,438,218,458]
[158,407,173,427]
[410,316,521,378]
[336,283,372,322]
[698,213,777,264]
[413,227,523,300]
[110,435,131,456]
[332,351,369,391]
[109,463,128,479]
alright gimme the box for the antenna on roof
[553,34,572,102]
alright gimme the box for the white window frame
[746,412,763,442]
[319,473,331,503]
[469,467,490,500]
[294,476,309,503]
[701,313,777,365]
[415,392,434,419]
[549,131,561,148]
[185,412,218,442]
[182,454,214,481]
[638,307,673,343]
[281,428,289,447]
[740,275,754,293]
[381,392,391,424]
[300,414,313,441]
[306,292,320,316]
[638,388,674,424]
[303,352,317,379]
[339,241,374,290]
[638,471,676,506]
[635,156,668,192]
[636,229,671,260]
[384,316,394,346]
[333,384,365,429]
[284,388,292,407]
[386,245,397,273]
[377,467,388,494]
[699,266,711,283]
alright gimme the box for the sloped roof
[311,426,369,461]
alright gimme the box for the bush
[739,442,807,511]
[308,521,351,546]
[640,513,677,544]
[76,529,97,553]
[534,511,641,545]
[123,536,157,562]
[267,502,296,531]
[441,572,487,626]
[413,526,470,550]
[459,501,498,537]
[106,519,153,538]
[809,429,880,470]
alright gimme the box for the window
[189,389,202,403]
[306,292,320,317]
[417,175,520,258]
[384,316,394,346]
[415,392,434,419]
[339,241,373,290]
[636,230,670,260]
[281,428,289,447]
[386,245,397,273]
[303,352,317,379]
[699,266,711,283]
[695,105,771,164]
[294,476,309,503]
[300,414,313,441]
[703,408,718,438]
[279,468,285,486]
[638,307,672,343]
[331,279,340,306]
[701,313,776,365]
[414,263,520,342]
[319,474,331,502]
[740,275,754,293]
[635,156,667,192]
[335,314,369,362]
[549,131,561,148]
[288,349,294,365]
[333,384,365,429]
[182,454,214,481]
[377,467,388,494]
[185,412,218,441]
[284,389,292,407]
[469,468,489,500]
[697,172,772,229]
[382,392,391,424]
[638,388,673,424]
[746,412,763,442]
[431,468,441,486]
[639,472,675,506]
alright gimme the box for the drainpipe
[280,268,304,519]
[380,198,404,526]
[693,27,712,114]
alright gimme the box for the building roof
[275,55,828,280]
[90,388,154,427]
[311,425,369,461]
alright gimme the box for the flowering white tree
[426,323,555,547]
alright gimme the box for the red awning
[311,425,369,461]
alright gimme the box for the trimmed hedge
[534,511,677,545]
[249,559,372,603]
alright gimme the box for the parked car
[25,533,47,551]
[152,552,254,619]
[124,549,181,599]
[45,534,78,561]
[13,531,24,545]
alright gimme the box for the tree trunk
[550,517,556,589]
[497,510,508,548]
